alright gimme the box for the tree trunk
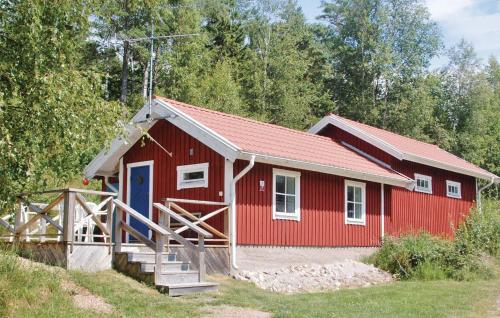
[119,40,130,103]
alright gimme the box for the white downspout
[230,155,255,271]
[477,177,495,212]
[380,183,384,243]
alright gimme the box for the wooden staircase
[114,250,217,296]
[113,200,222,296]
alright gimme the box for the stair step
[161,282,219,296]
[157,271,200,285]
[140,261,190,272]
[127,252,176,263]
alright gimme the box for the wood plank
[173,205,228,239]
[164,198,228,206]
[16,195,64,234]
[120,221,155,250]
[0,218,15,233]
[75,193,110,235]
[153,203,212,238]
[114,200,169,236]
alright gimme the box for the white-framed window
[176,163,209,190]
[345,180,366,225]
[272,168,300,221]
[446,180,462,199]
[415,173,432,194]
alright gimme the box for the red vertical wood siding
[234,161,382,247]
[318,125,476,237]
[122,121,226,232]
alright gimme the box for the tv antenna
[122,18,198,121]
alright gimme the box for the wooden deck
[0,188,230,295]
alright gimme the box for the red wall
[122,120,226,232]
[234,161,382,247]
[318,125,476,237]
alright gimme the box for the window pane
[286,196,295,213]
[347,186,354,202]
[184,171,204,181]
[354,187,362,203]
[347,202,354,218]
[276,175,285,193]
[355,203,362,219]
[286,177,295,195]
[276,194,285,213]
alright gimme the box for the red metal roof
[327,114,497,179]
[157,97,410,183]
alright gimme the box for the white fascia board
[308,116,404,160]
[155,99,240,162]
[309,116,499,182]
[403,153,499,181]
[237,152,413,189]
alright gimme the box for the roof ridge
[159,97,337,143]
[329,113,441,148]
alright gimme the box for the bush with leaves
[368,200,499,280]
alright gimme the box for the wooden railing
[0,189,116,252]
[163,198,229,247]
[114,200,213,283]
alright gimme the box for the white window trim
[344,180,366,226]
[446,180,462,199]
[177,162,209,190]
[414,173,432,194]
[272,168,301,221]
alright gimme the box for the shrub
[369,199,500,281]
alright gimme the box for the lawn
[1,251,498,318]
[71,266,499,318]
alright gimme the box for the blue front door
[129,164,151,241]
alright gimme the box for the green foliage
[369,201,500,281]
[0,0,123,211]
[455,200,500,257]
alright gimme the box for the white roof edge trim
[309,115,499,181]
[84,100,242,179]
[403,153,499,181]
[156,99,241,154]
[308,116,404,160]
[237,151,414,189]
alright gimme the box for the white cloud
[425,0,500,66]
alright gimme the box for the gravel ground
[235,260,393,293]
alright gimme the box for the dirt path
[202,305,272,318]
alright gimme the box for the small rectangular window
[345,180,366,225]
[177,163,209,190]
[446,180,461,199]
[415,174,432,194]
[273,169,300,221]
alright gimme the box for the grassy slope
[1,250,498,318]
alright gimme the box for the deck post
[106,197,114,253]
[115,206,122,253]
[154,233,164,285]
[62,190,76,252]
[198,234,206,282]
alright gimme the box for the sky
[296,0,500,68]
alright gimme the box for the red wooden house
[85,97,499,273]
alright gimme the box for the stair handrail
[154,203,214,282]
[114,199,170,285]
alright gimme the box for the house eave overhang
[237,151,414,189]
[84,99,240,179]
[308,116,498,182]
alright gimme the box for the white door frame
[126,160,154,243]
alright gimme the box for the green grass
[2,250,499,318]
[70,266,500,318]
